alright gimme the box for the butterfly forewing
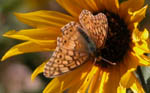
[44,22,90,78]
[79,10,108,49]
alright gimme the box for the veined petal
[43,77,62,93]
[78,66,99,92]
[120,52,138,88]
[15,11,74,28]
[119,0,144,19]
[117,86,126,93]
[102,0,119,14]
[132,52,150,66]
[132,37,150,56]
[80,0,99,11]
[56,0,83,18]
[88,68,100,93]
[97,70,109,93]
[133,46,148,56]
[3,27,60,41]
[132,28,149,42]
[100,66,120,93]
[1,41,56,61]
[31,62,47,81]
[68,64,96,93]
[127,5,148,26]
[94,0,105,11]
[61,62,92,91]
[130,73,145,93]
[135,41,149,53]
[123,52,138,71]
[57,0,100,18]
[43,62,93,93]
[120,70,135,88]
[140,29,149,40]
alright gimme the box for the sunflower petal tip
[142,29,149,40]
[31,74,35,81]
[1,56,7,62]
[3,30,16,36]
[13,12,25,20]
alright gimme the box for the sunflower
[1,0,150,93]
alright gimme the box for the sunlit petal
[3,27,60,41]
[1,41,56,61]
[130,73,145,93]
[126,5,148,26]
[31,62,47,81]
[43,62,92,93]
[119,0,144,19]
[78,66,99,92]
[15,11,73,28]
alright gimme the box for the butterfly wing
[44,22,90,78]
[79,9,108,49]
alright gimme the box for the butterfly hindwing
[79,9,108,48]
[44,22,90,78]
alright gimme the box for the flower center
[96,10,131,67]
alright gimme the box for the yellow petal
[117,86,126,93]
[99,66,120,93]
[119,0,144,19]
[133,46,145,56]
[140,29,149,40]
[102,0,119,14]
[14,11,74,28]
[31,62,47,81]
[43,78,62,93]
[57,0,101,18]
[130,73,145,93]
[127,5,148,26]
[43,62,92,93]
[88,68,100,93]
[123,52,138,71]
[80,0,99,11]
[61,62,92,91]
[56,0,83,18]
[94,0,105,11]
[120,72,145,93]
[132,28,149,42]
[132,52,150,66]
[1,41,56,61]
[132,43,150,56]
[78,66,99,92]
[120,70,135,88]
[88,67,118,93]
[96,70,109,93]
[68,64,93,93]
[132,28,140,42]
[3,27,60,41]
[135,41,149,53]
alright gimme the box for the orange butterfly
[43,10,114,78]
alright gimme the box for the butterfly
[44,9,112,78]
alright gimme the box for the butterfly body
[77,27,96,55]
[44,10,108,78]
